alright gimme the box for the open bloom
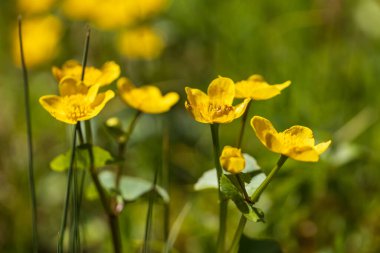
[220,146,246,174]
[39,77,115,124]
[235,75,290,100]
[251,116,331,162]
[185,76,250,124]
[117,77,179,113]
[52,60,120,87]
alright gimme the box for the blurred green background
[1,0,380,252]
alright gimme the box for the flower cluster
[40,60,179,124]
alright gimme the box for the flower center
[62,95,91,121]
[208,103,233,117]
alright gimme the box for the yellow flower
[39,77,115,124]
[18,0,56,14]
[185,76,250,124]
[117,77,179,114]
[52,60,120,87]
[13,15,62,68]
[219,146,246,174]
[251,116,331,162]
[235,75,291,100]
[117,26,164,60]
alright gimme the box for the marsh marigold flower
[251,116,331,162]
[219,146,245,174]
[13,15,62,68]
[117,26,164,60]
[235,75,290,100]
[185,76,250,124]
[52,60,120,87]
[117,77,179,113]
[39,77,115,124]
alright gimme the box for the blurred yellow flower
[117,27,164,60]
[219,146,245,174]
[185,77,250,124]
[134,0,168,19]
[117,77,179,114]
[52,60,120,87]
[61,0,167,30]
[13,15,62,68]
[39,77,115,124]
[18,0,56,14]
[235,75,291,100]
[251,116,331,162]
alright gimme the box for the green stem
[85,121,122,253]
[162,124,170,242]
[251,155,288,203]
[116,111,141,189]
[18,16,38,253]
[228,155,288,253]
[236,101,252,148]
[228,216,247,253]
[210,124,227,253]
[57,123,79,253]
[142,165,160,253]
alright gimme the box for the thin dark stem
[162,124,170,242]
[142,164,160,253]
[18,15,38,253]
[85,121,122,253]
[81,27,91,81]
[210,124,227,253]
[57,124,79,253]
[237,100,251,148]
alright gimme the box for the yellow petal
[251,116,283,153]
[314,140,332,154]
[80,90,115,121]
[185,87,210,123]
[282,126,315,147]
[39,95,77,124]
[96,61,121,86]
[235,75,291,100]
[207,76,235,106]
[233,98,251,119]
[59,77,88,96]
[285,146,320,162]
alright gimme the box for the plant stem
[228,155,288,253]
[236,100,252,148]
[57,123,79,253]
[116,111,141,189]
[251,155,288,203]
[85,121,122,253]
[162,124,170,242]
[18,16,38,253]
[235,175,251,204]
[142,165,160,253]
[228,216,247,253]
[210,124,227,253]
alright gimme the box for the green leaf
[97,171,169,203]
[220,175,264,222]
[50,146,114,172]
[238,235,282,253]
